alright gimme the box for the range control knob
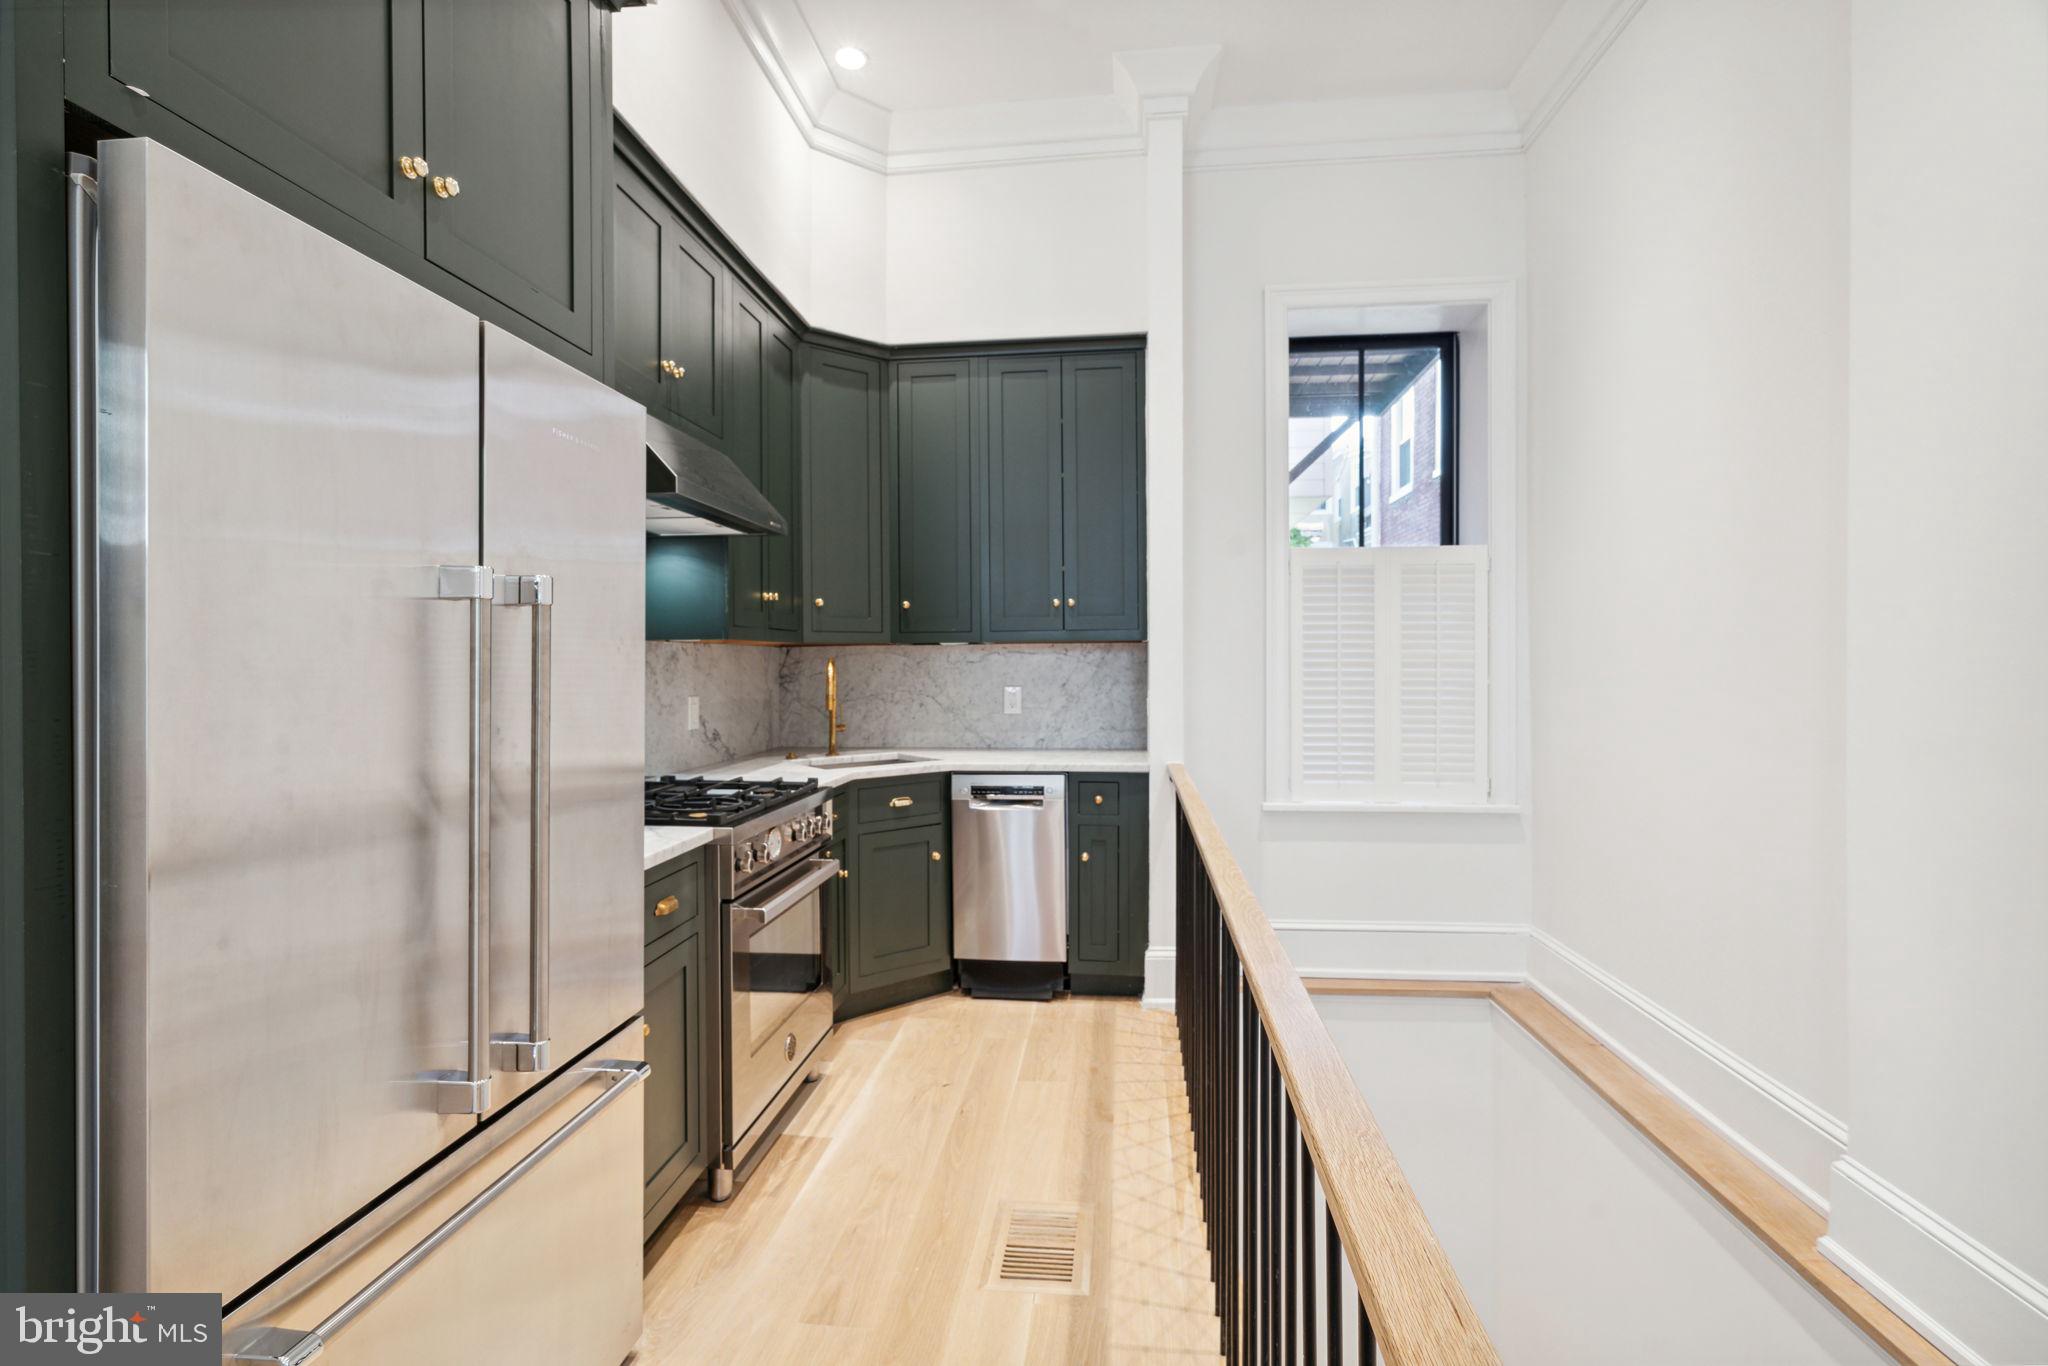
[763,828,784,861]
[734,844,754,875]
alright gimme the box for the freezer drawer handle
[432,565,495,1115]
[493,573,554,1074]
[223,1059,650,1365]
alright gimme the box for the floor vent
[987,1201,1091,1296]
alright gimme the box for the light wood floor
[637,992,1224,1366]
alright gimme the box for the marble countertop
[644,748,1149,871]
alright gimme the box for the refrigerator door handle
[493,573,554,1073]
[433,565,494,1115]
[223,1059,649,1364]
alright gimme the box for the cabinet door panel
[1062,353,1144,636]
[663,224,726,434]
[423,0,594,349]
[850,825,949,988]
[106,0,426,250]
[727,289,769,634]
[643,928,705,1220]
[893,360,977,641]
[763,324,803,636]
[609,165,667,414]
[1070,822,1124,969]
[984,356,1066,637]
[801,349,888,640]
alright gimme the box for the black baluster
[1268,1039,1280,1364]
[1326,1208,1340,1366]
[1302,1127,1316,1366]
[1359,1292,1374,1366]
[1284,1094,1296,1363]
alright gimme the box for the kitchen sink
[800,751,932,770]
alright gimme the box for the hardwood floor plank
[640,993,1222,1366]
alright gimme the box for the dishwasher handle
[967,796,1045,811]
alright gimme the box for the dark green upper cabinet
[663,220,726,436]
[102,0,427,251]
[726,285,799,641]
[1061,353,1145,637]
[893,360,977,642]
[77,0,608,369]
[609,161,668,415]
[983,356,1067,639]
[801,348,888,641]
[423,0,596,350]
[761,323,803,636]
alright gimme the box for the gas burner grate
[644,775,821,827]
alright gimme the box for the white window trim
[1262,278,1524,814]
[1390,387,1416,500]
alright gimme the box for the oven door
[728,855,838,1147]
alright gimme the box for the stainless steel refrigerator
[73,138,648,1364]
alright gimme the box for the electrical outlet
[687,696,700,732]
[1003,686,1022,715]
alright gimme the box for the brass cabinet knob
[1080,851,1090,863]
[838,868,849,880]
[654,894,679,917]
[1052,597,1061,608]
[431,175,460,199]
[930,850,942,863]
[901,599,911,610]
[642,1022,651,1038]
[814,597,825,608]
[1094,794,1104,805]
[399,154,430,180]
[1067,598,1076,607]
[888,796,913,809]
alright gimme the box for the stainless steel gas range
[646,777,838,1198]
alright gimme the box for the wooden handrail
[1169,763,1500,1366]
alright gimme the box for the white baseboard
[1271,918,1529,982]
[1820,1159,2048,1366]
[1140,946,1176,1011]
[1527,929,1846,1213]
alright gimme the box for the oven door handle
[733,857,840,931]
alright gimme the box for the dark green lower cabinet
[1068,773,1149,994]
[834,784,954,1019]
[643,849,712,1238]
[849,824,950,989]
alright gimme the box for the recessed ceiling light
[833,46,868,72]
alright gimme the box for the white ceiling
[794,0,1570,112]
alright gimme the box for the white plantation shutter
[1291,554,1377,791]
[1289,547,1488,803]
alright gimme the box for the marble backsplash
[774,643,1147,752]
[645,641,1146,772]
[645,641,781,773]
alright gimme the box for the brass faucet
[825,657,847,756]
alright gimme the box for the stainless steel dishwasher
[951,775,1068,999]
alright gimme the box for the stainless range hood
[645,412,787,537]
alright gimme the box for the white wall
[612,0,821,313]
[1321,996,1895,1364]
[884,158,1148,343]
[1184,154,1531,926]
[1829,3,2048,1360]
[1524,0,1852,1121]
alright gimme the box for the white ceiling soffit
[718,0,1646,175]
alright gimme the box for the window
[1286,335,1455,549]
[1391,388,1415,499]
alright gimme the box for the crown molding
[718,0,1643,176]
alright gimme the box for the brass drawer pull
[653,894,679,917]
[888,796,913,809]
[1094,794,1104,805]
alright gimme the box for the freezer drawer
[222,1021,647,1366]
